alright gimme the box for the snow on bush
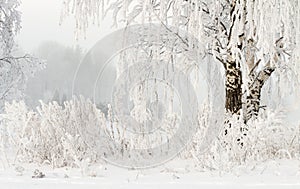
[0,98,299,172]
[0,97,180,169]
[188,109,300,172]
[0,97,104,168]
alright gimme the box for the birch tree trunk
[223,0,278,123]
[225,59,243,114]
[245,66,275,122]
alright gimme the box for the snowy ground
[1,159,300,189]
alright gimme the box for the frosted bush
[188,108,300,171]
[0,97,105,168]
[1,98,299,172]
[0,97,181,169]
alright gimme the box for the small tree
[0,0,44,110]
[61,0,299,123]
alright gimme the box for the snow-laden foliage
[0,0,44,111]
[0,97,182,168]
[1,98,298,172]
[61,0,299,73]
[187,109,300,171]
[61,0,300,121]
[0,98,104,168]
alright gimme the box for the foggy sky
[17,0,114,52]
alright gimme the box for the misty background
[16,0,118,110]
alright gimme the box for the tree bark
[225,59,243,114]
[245,66,275,122]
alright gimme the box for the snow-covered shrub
[0,100,35,166]
[0,96,184,169]
[1,97,298,172]
[188,108,300,171]
[0,97,105,168]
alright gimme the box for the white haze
[17,0,114,52]
[17,0,118,108]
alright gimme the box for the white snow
[1,159,300,189]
